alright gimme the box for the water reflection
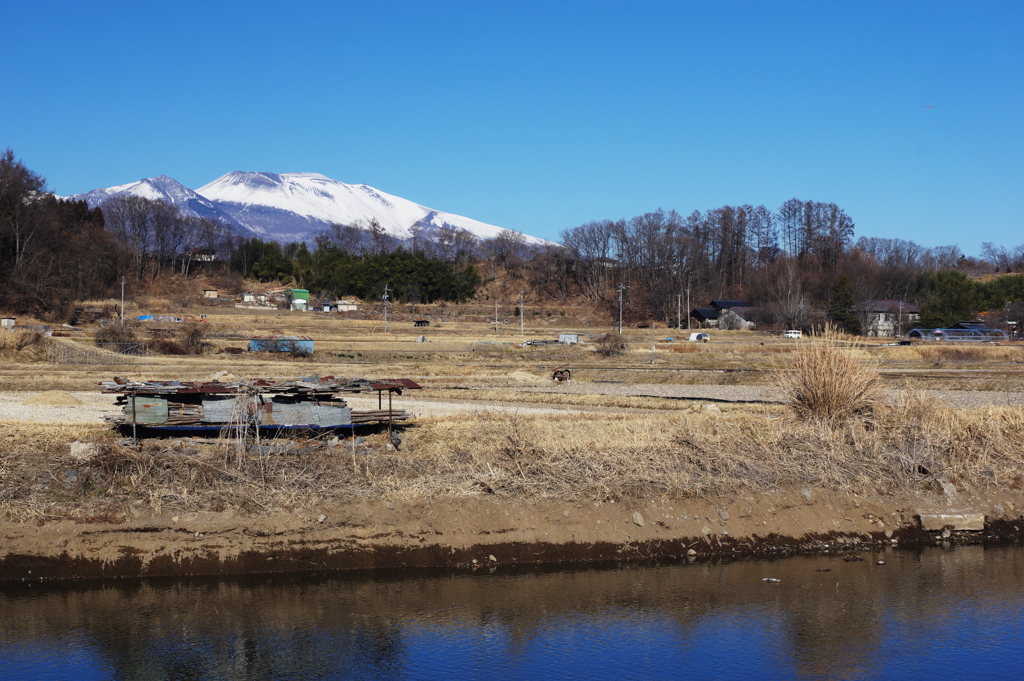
[2,546,1023,680]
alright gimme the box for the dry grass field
[3,300,1024,523]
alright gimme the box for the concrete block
[918,512,985,531]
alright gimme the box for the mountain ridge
[67,172,548,245]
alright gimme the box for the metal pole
[495,298,499,334]
[121,276,126,326]
[676,294,681,330]
[382,284,390,333]
[618,285,624,335]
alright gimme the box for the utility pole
[494,298,499,334]
[686,286,691,331]
[617,284,627,335]
[382,284,390,333]
[120,276,126,326]
[519,291,525,336]
[676,294,682,330]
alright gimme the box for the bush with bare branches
[595,333,627,357]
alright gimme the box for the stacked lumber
[350,409,411,424]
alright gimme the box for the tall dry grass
[775,327,881,423]
[5,392,1024,520]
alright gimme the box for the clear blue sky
[4,1,1021,253]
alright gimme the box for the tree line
[4,148,1023,330]
[553,203,1024,330]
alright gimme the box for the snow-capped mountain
[196,171,543,244]
[68,171,547,245]
[69,175,241,228]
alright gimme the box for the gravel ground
[0,392,121,424]
[520,382,783,403]
[521,382,1024,409]
[1,384,1020,425]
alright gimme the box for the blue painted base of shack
[117,423,358,437]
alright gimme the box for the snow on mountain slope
[68,171,549,246]
[197,171,547,244]
[68,176,243,229]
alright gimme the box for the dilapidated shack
[101,376,421,435]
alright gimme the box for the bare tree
[560,219,618,301]
[0,148,48,273]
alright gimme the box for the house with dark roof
[718,306,760,330]
[854,300,919,337]
[690,307,720,328]
[710,300,748,312]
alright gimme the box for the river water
[2,545,1023,680]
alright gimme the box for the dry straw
[774,325,881,423]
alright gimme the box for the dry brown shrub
[595,333,627,357]
[775,327,881,423]
[94,324,138,346]
[0,329,50,359]
[148,322,211,355]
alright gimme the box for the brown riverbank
[4,488,1024,582]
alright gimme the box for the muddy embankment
[4,488,1024,582]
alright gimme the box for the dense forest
[2,149,1023,331]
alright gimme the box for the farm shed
[289,289,309,311]
[248,335,314,354]
[100,376,422,435]
[690,308,720,328]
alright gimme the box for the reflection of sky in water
[2,547,1024,680]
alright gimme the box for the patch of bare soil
[0,392,119,424]
[22,390,85,406]
[3,488,1023,581]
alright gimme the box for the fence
[48,341,150,365]
[905,328,1010,342]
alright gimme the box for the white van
[783,330,802,339]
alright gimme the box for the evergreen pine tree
[828,275,861,335]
